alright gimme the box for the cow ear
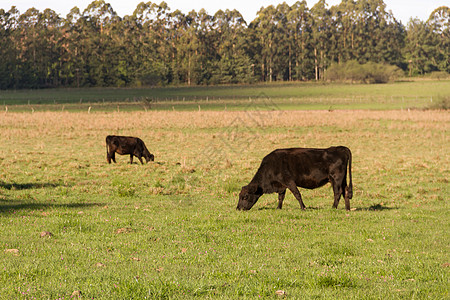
[245,184,255,194]
[247,184,262,195]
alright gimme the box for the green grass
[0,109,449,299]
[1,80,449,111]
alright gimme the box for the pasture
[0,107,449,298]
[1,79,449,112]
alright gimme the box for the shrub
[427,95,450,110]
[326,61,403,83]
[429,71,449,80]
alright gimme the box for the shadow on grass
[355,204,399,211]
[256,206,278,211]
[256,205,322,211]
[255,204,398,211]
[108,161,163,165]
[0,181,65,190]
[0,199,104,213]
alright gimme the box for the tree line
[0,0,448,89]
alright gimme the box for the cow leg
[129,154,134,164]
[277,189,286,209]
[344,194,351,211]
[332,182,343,209]
[342,178,351,211]
[137,156,144,165]
[107,152,111,164]
[111,152,116,163]
[287,183,306,210]
[330,174,345,209]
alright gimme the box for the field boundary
[1,95,438,113]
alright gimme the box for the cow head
[237,184,263,210]
[144,152,155,163]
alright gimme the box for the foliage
[427,95,450,110]
[326,61,403,83]
[404,6,450,76]
[0,1,448,89]
[429,71,449,80]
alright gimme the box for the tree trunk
[188,54,191,86]
[289,44,292,81]
[314,47,318,81]
[320,50,324,80]
[261,63,265,81]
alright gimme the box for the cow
[106,135,154,164]
[237,146,353,211]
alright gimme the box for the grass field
[0,107,448,298]
[1,80,449,112]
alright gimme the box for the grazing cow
[106,135,154,164]
[237,146,353,211]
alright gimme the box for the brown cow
[106,135,154,164]
[237,146,353,211]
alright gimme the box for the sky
[1,0,448,25]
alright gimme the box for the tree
[330,0,404,66]
[311,0,332,80]
[357,0,404,65]
[331,0,356,63]
[405,18,435,75]
[427,6,450,73]
[287,1,313,80]
[81,0,121,86]
[0,0,447,89]
[251,5,287,82]
[0,7,19,89]
[211,9,254,84]
[132,1,172,86]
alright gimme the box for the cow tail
[346,147,353,199]
[106,137,110,162]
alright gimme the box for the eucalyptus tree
[251,5,280,82]
[331,0,356,63]
[81,0,121,86]
[287,1,313,80]
[60,7,87,87]
[195,9,216,84]
[176,10,201,85]
[310,0,333,80]
[211,9,254,83]
[40,9,65,87]
[272,2,291,81]
[329,0,404,68]
[132,1,173,85]
[405,6,449,75]
[165,9,188,84]
[0,7,19,89]
[356,0,404,65]
[405,18,434,75]
[10,7,63,88]
[13,8,40,87]
[427,6,450,72]
[0,0,448,89]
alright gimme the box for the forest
[0,0,448,89]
